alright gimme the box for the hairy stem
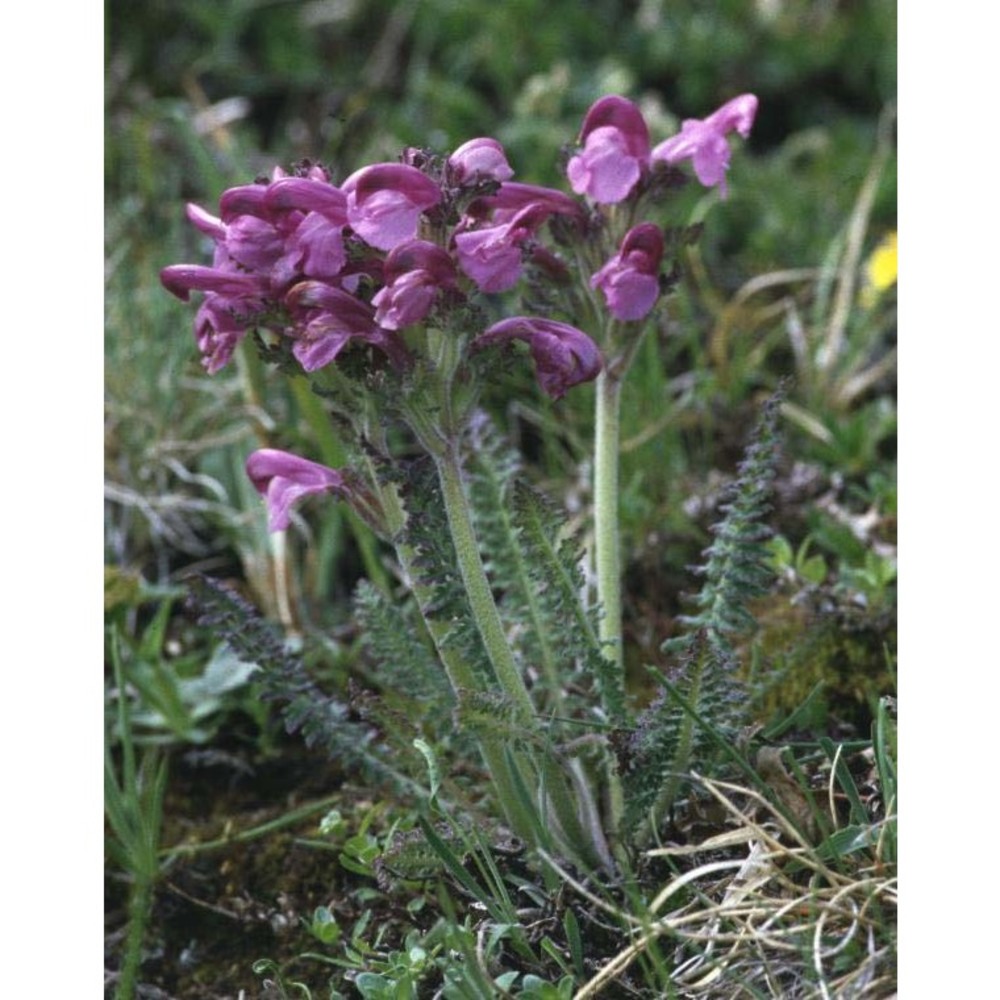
[435,445,536,721]
[435,443,605,868]
[370,460,540,845]
[594,368,624,673]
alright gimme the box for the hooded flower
[160,264,269,302]
[341,163,442,251]
[372,239,458,330]
[455,184,584,293]
[454,203,549,293]
[473,316,603,399]
[652,94,758,195]
[566,96,651,204]
[192,295,260,374]
[245,449,353,532]
[448,137,515,185]
[263,176,350,284]
[285,280,408,372]
[590,223,665,321]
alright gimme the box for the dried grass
[572,772,896,999]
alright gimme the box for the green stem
[369,460,540,845]
[162,793,344,858]
[116,879,154,1000]
[435,444,604,868]
[594,368,624,673]
[435,445,536,720]
[292,378,390,594]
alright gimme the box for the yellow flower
[861,231,897,307]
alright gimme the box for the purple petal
[194,296,255,373]
[160,265,268,301]
[590,223,664,321]
[474,317,603,399]
[219,184,270,222]
[185,203,226,241]
[382,239,457,287]
[285,212,348,282]
[225,215,285,273]
[373,240,457,329]
[483,182,583,220]
[373,272,439,330]
[454,225,525,293]
[455,199,567,293]
[245,449,350,532]
[651,94,758,195]
[577,96,651,158]
[567,126,643,203]
[291,324,356,372]
[567,96,652,204]
[342,164,442,251]
[591,266,660,321]
[263,177,348,223]
[448,137,515,184]
[285,280,408,371]
[286,280,376,322]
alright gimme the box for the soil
[106,738,362,999]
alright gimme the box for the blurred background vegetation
[105,0,896,714]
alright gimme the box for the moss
[749,592,896,731]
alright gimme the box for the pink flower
[176,174,350,294]
[193,296,258,374]
[372,240,458,330]
[456,185,584,293]
[652,94,758,195]
[473,317,603,399]
[160,264,269,302]
[263,177,350,284]
[262,176,348,222]
[483,182,583,219]
[341,164,442,251]
[285,281,408,372]
[245,449,354,532]
[448,137,514,185]
[591,223,665,321]
[270,211,349,286]
[566,96,651,204]
[454,203,550,293]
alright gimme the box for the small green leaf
[413,738,442,803]
[815,824,877,860]
[309,905,341,945]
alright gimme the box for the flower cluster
[160,154,593,391]
[567,93,758,203]
[162,92,756,530]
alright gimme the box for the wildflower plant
[163,94,760,873]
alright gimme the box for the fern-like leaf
[619,388,784,839]
[353,578,454,709]
[396,456,496,688]
[665,388,784,657]
[186,575,426,799]
[464,413,623,722]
